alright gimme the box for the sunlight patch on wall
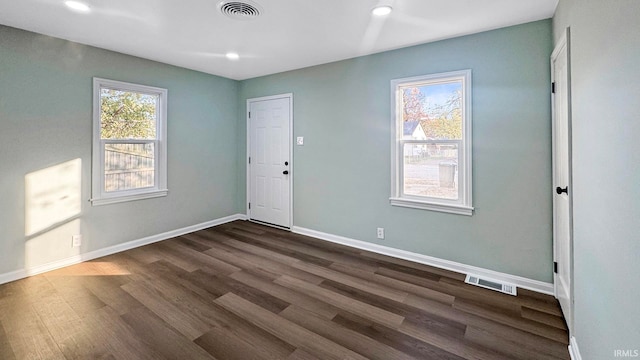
[25,158,82,236]
[25,218,81,269]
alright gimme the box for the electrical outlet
[296,136,304,145]
[377,227,385,239]
[72,234,82,247]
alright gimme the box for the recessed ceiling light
[65,1,90,12]
[372,5,392,16]
[226,52,240,60]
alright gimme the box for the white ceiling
[0,0,558,80]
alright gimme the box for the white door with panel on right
[248,95,292,228]
[551,29,573,334]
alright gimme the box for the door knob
[556,186,568,195]
[283,170,289,175]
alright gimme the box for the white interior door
[248,95,292,228]
[551,29,573,333]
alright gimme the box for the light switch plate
[296,136,304,145]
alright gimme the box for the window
[390,70,473,215]
[91,78,168,205]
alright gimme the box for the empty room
[0,0,638,359]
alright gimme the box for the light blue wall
[553,1,640,358]
[0,25,239,275]
[239,20,554,282]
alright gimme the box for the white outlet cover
[72,234,82,247]
[296,136,304,145]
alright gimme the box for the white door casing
[247,94,293,228]
[551,28,573,334]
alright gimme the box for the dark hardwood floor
[0,220,569,359]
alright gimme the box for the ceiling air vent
[219,1,262,20]
[465,274,517,296]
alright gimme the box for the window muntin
[92,78,168,205]
[390,70,473,215]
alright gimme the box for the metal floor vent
[465,274,517,296]
[219,1,262,20]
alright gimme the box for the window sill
[91,189,168,206]
[389,197,473,216]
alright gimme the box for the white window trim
[91,78,168,206]
[389,70,473,216]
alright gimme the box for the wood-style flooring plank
[0,299,66,360]
[398,320,515,360]
[185,268,290,314]
[80,276,143,316]
[0,320,16,360]
[223,230,322,266]
[358,250,467,281]
[521,306,568,330]
[194,301,297,360]
[30,287,112,359]
[516,288,565,316]
[332,312,466,360]
[379,266,538,314]
[292,261,410,302]
[81,306,162,360]
[229,269,339,319]
[280,304,416,360]
[121,280,212,341]
[275,274,405,329]
[319,279,467,340]
[331,262,456,304]
[464,326,569,360]
[453,297,569,344]
[404,293,570,357]
[120,306,215,360]
[44,275,107,318]
[181,248,243,276]
[195,325,293,360]
[286,349,321,360]
[222,228,337,267]
[153,241,216,272]
[203,241,326,285]
[125,244,165,265]
[215,292,369,360]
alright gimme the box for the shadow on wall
[24,158,82,271]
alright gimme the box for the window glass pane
[400,80,462,141]
[403,142,459,200]
[100,88,158,140]
[104,143,155,192]
[391,70,471,213]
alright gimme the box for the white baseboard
[0,213,247,286]
[291,226,554,295]
[569,336,582,360]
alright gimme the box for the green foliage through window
[100,89,157,139]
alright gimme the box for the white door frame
[551,27,574,334]
[246,93,294,229]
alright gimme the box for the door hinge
[248,202,251,210]
[248,156,251,164]
[554,261,558,273]
[249,111,251,118]
[551,82,556,94]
